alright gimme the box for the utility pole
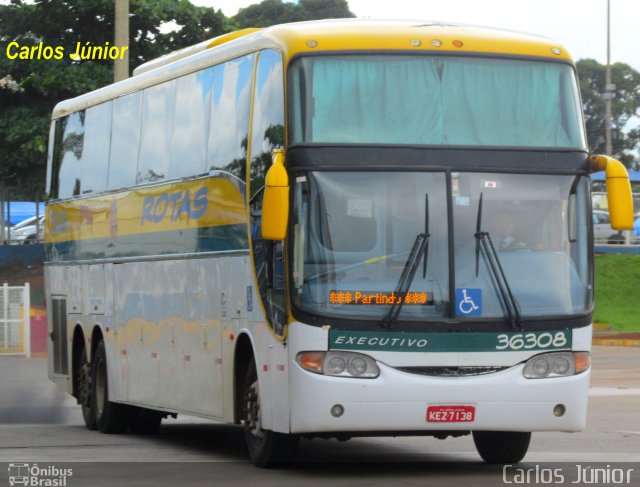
[604,0,614,155]
[114,0,130,82]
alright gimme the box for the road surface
[0,346,638,486]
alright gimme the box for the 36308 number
[495,331,567,350]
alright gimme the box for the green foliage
[234,0,354,28]
[0,0,353,200]
[593,254,640,331]
[577,59,640,167]
[0,0,230,199]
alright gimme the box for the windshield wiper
[380,194,430,329]
[474,193,522,329]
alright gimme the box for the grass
[593,254,640,331]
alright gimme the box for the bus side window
[249,49,286,334]
[56,111,85,199]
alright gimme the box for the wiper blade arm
[381,193,431,329]
[475,231,522,329]
[380,232,429,329]
[423,194,430,279]
[474,193,522,329]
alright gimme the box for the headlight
[296,351,379,378]
[523,351,590,379]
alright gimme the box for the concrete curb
[592,323,640,347]
[593,338,640,347]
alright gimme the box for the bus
[45,19,635,466]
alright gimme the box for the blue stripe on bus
[45,223,249,263]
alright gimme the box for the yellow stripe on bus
[45,177,246,243]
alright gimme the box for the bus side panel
[111,256,255,419]
[251,321,291,433]
[244,276,291,433]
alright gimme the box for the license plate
[426,405,475,423]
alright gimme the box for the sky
[193,0,640,72]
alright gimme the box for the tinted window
[207,53,255,183]
[249,50,286,333]
[109,92,141,189]
[138,80,176,183]
[57,111,85,198]
[290,55,585,149]
[249,49,284,199]
[81,102,112,194]
[169,70,213,178]
[47,120,62,198]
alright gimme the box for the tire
[473,431,531,464]
[77,347,97,430]
[129,407,163,435]
[243,357,299,467]
[92,340,129,434]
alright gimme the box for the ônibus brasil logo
[7,464,72,487]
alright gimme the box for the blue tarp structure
[590,170,640,182]
[2,201,45,226]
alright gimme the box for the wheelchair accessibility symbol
[456,288,482,316]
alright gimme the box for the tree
[0,0,355,199]
[0,0,230,199]
[577,59,640,167]
[234,0,354,29]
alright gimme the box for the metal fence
[0,283,31,356]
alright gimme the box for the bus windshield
[290,55,586,149]
[291,172,592,324]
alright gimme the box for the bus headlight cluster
[523,351,590,379]
[296,351,379,378]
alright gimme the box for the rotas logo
[141,186,208,225]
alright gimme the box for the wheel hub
[244,380,263,439]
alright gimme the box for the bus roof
[52,19,573,119]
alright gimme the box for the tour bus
[45,20,635,466]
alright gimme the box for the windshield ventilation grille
[396,366,508,377]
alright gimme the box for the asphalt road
[0,346,638,486]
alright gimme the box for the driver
[490,212,527,251]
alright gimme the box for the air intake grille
[396,366,508,377]
[51,298,68,375]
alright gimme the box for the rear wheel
[243,357,299,467]
[92,340,129,434]
[77,347,96,430]
[473,431,531,463]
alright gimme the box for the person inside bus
[490,212,527,251]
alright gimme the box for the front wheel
[243,357,299,467]
[92,339,129,434]
[473,431,531,463]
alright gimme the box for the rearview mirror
[589,155,634,230]
[261,149,289,240]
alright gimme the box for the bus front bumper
[289,361,589,434]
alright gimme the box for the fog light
[553,404,566,417]
[331,404,344,418]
